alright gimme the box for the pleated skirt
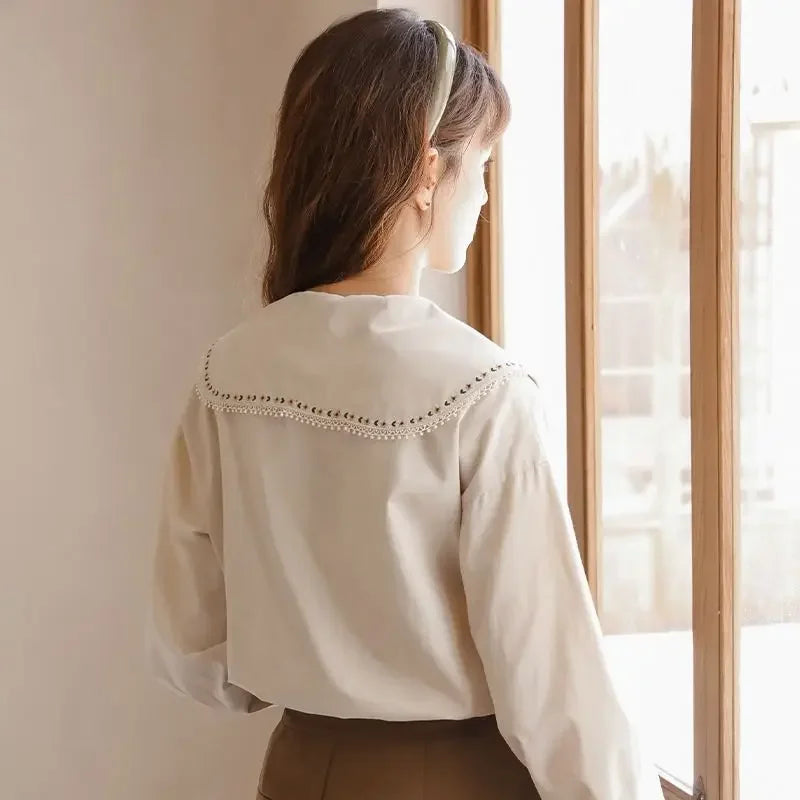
[257,708,541,800]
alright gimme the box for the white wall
[0,2,379,798]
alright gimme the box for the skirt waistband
[281,708,497,741]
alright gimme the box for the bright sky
[596,0,800,165]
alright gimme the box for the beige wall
[0,1,474,798]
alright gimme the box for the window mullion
[689,0,741,798]
[564,0,600,602]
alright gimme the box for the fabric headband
[425,20,457,141]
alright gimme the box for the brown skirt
[257,708,541,800]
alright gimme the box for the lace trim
[197,346,527,440]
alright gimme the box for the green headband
[425,20,457,140]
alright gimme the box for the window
[738,1,800,796]
[467,0,800,796]
[495,0,567,489]
[596,2,694,788]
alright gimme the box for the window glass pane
[598,0,693,785]
[738,1,800,795]
[499,2,566,490]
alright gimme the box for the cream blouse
[148,291,662,799]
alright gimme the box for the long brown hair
[261,8,510,304]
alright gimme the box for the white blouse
[148,291,662,799]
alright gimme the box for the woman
[148,9,662,799]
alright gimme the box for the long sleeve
[458,379,662,799]
[147,391,268,714]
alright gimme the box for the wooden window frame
[467,0,742,798]
[689,2,740,798]
[563,0,601,605]
[463,0,503,344]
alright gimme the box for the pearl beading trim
[197,346,527,440]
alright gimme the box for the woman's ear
[413,147,440,212]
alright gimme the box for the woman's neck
[315,209,427,297]
[315,251,425,297]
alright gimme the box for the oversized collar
[196,292,528,440]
